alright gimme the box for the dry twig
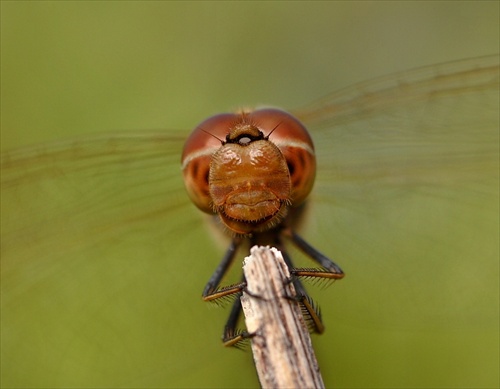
[241,245,325,389]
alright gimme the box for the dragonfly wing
[1,131,257,387]
[290,55,499,385]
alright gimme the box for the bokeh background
[1,1,498,388]
[2,1,498,150]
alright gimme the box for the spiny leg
[202,237,244,301]
[280,246,326,334]
[221,277,257,348]
[222,291,244,347]
[202,237,253,347]
[284,228,345,276]
[279,228,345,333]
[279,245,309,300]
[202,229,344,345]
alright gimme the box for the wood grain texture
[241,246,325,389]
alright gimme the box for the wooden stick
[241,245,325,389]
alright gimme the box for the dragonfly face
[1,55,498,387]
[182,109,344,345]
[181,109,316,234]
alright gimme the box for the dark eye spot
[297,152,306,166]
[192,163,199,177]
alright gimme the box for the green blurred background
[1,1,498,388]
[2,1,498,150]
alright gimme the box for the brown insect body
[209,125,291,234]
[181,108,316,235]
[182,108,343,346]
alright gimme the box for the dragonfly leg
[202,237,254,347]
[280,246,326,334]
[284,228,345,277]
[202,237,243,301]
[279,228,345,333]
[221,283,256,348]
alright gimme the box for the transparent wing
[2,132,188,259]
[1,55,499,388]
[1,132,257,387]
[291,55,499,386]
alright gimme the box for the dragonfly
[1,55,498,388]
[181,108,345,346]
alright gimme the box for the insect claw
[222,327,256,349]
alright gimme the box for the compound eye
[182,156,211,212]
[182,109,316,219]
[181,113,238,213]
